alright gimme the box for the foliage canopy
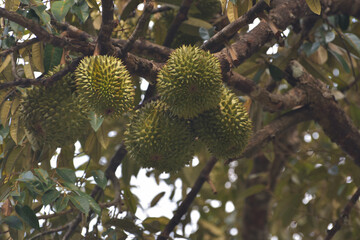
[1,0,360,239]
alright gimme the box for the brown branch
[29,223,72,240]
[163,0,194,47]
[151,5,172,14]
[225,72,307,111]
[0,38,39,58]
[325,187,360,240]
[0,8,90,54]
[97,0,116,54]
[0,57,82,90]
[157,157,218,240]
[201,0,269,52]
[228,107,312,162]
[286,60,360,166]
[122,0,154,55]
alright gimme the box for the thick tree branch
[201,0,269,52]
[325,187,360,240]
[163,0,194,47]
[286,60,360,166]
[225,72,307,111]
[157,157,218,240]
[97,0,116,54]
[231,107,312,161]
[122,0,154,55]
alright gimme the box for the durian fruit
[192,87,252,159]
[21,65,89,149]
[75,55,135,117]
[157,45,223,119]
[124,101,194,173]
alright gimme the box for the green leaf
[71,0,90,23]
[43,44,63,73]
[85,0,99,10]
[268,65,284,81]
[1,100,12,126]
[76,191,101,215]
[56,168,76,183]
[120,0,141,20]
[123,186,138,214]
[328,49,350,73]
[69,195,90,214]
[2,216,23,230]
[31,42,44,72]
[180,17,213,37]
[344,33,360,57]
[104,219,142,234]
[10,109,25,145]
[15,205,40,230]
[63,182,78,191]
[51,0,75,22]
[33,168,49,183]
[54,195,69,212]
[18,171,37,182]
[305,0,321,15]
[31,5,51,25]
[91,170,107,189]
[239,184,266,199]
[150,191,165,207]
[0,55,12,74]
[42,190,61,205]
[89,111,104,132]
[142,217,169,233]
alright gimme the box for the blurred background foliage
[0,0,360,239]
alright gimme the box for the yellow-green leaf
[264,0,270,5]
[1,100,12,125]
[23,56,35,79]
[5,146,23,174]
[220,0,227,14]
[0,55,12,74]
[11,97,20,115]
[305,0,321,15]
[10,110,25,144]
[227,2,238,23]
[31,42,45,72]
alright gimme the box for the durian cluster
[125,45,252,173]
[21,56,135,149]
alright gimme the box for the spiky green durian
[157,45,223,119]
[192,87,252,159]
[124,101,195,173]
[21,65,89,149]
[75,55,135,117]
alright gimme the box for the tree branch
[122,0,154,55]
[163,0,194,47]
[157,157,218,240]
[225,72,307,111]
[0,8,91,54]
[230,107,312,162]
[97,0,116,54]
[201,0,269,52]
[286,60,360,166]
[325,187,360,240]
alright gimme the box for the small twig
[29,223,71,240]
[163,0,194,47]
[38,209,73,220]
[325,187,360,240]
[207,177,217,194]
[0,38,39,58]
[157,157,218,240]
[122,0,154,55]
